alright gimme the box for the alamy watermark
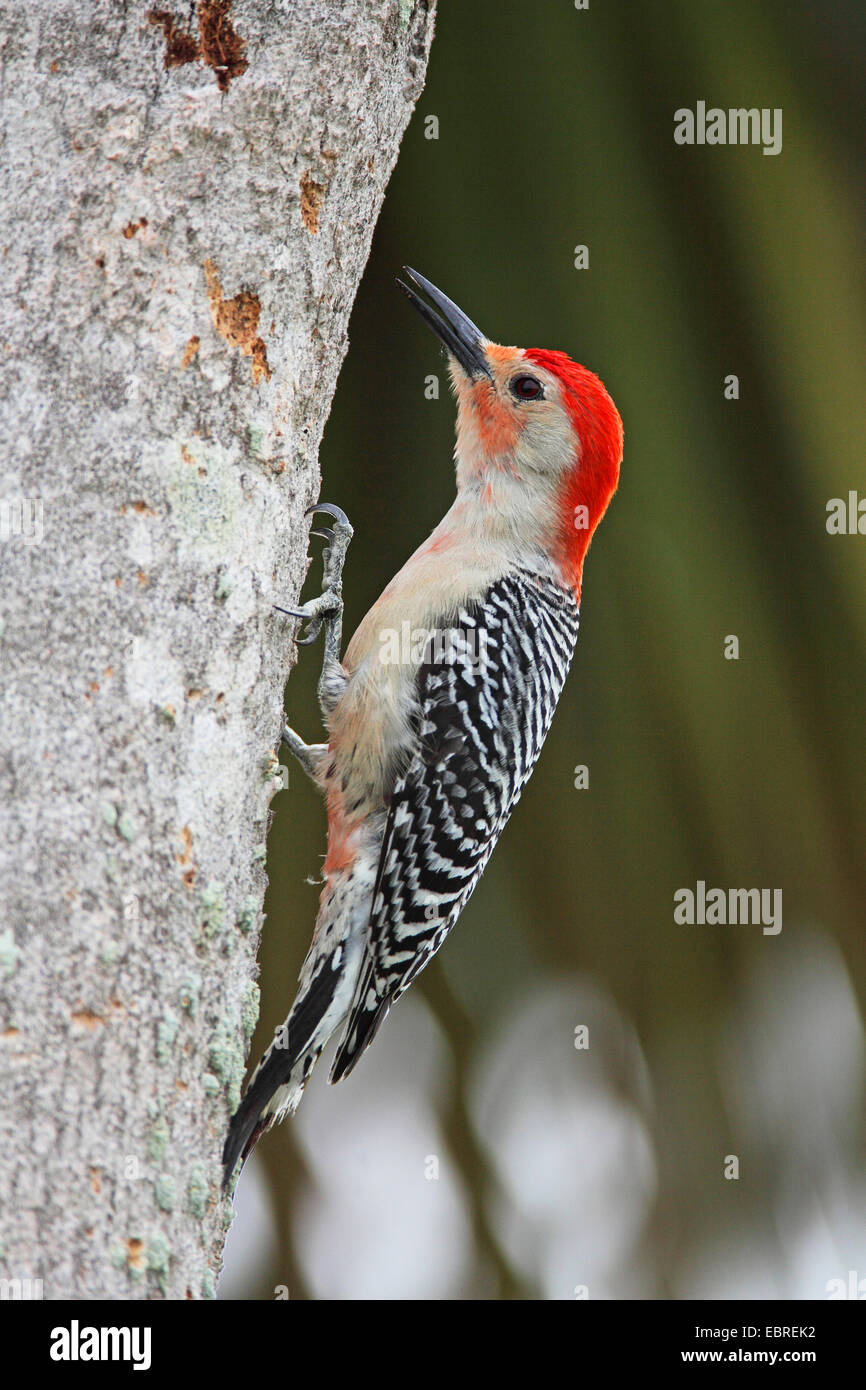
[49,1322,151,1370]
[0,1277,43,1299]
[674,880,782,935]
[0,497,43,543]
[826,491,866,535]
[378,623,489,668]
[826,1270,866,1299]
[675,103,782,156]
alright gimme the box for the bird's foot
[281,724,328,781]
[275,504,354,646]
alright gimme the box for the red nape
[525,349,623,598]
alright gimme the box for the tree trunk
[0,0,435,1300]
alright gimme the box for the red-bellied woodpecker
[223,268,623,1186]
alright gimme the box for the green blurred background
[223,0,866,1299]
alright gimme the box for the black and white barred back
[330,566,581,1081]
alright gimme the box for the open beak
[397,267,492,381]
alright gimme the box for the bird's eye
[510,374,544,401]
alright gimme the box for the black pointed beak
[397,267,492,381]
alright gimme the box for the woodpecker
[223,268,623,1186]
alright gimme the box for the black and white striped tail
[222,962,338,1188]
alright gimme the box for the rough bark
[0,0,435,1300]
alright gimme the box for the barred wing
[330,568,581,1081]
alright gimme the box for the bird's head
[399,267,623,596]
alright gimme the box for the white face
[444,346,581,562]
[451,345,579,492]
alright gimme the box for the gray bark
[0,0,435,1299]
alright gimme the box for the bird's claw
[296,620,323,647]
[274,503,353,647]
[275,590,341,645]
[306,505,352,577]
[305,502,352,533]
[273,601,321,644]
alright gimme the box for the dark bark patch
[198,1,248,92]
[122,218,148,239]
[127,1239,145,1269]
[181,336,200,369]
[71,1009,105,1030]
[204,259,271,384]
[148,2,248,92]
[299,173,325,234]
[147,10,199,69]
